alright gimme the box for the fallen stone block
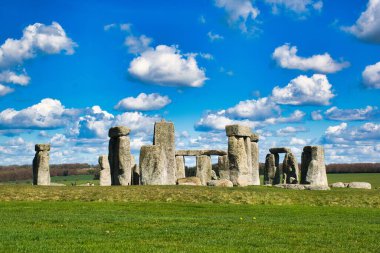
[347,182,372,189]
[177,177,202,186]
[207,179,233,187]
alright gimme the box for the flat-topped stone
[225,125,252,137]
[35,144,50,151]
[250,133,259,142]
[347,182,371,189]
[175,150,227,156]
[108,126,131,138]
[270,147,291,154]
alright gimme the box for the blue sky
[0,0,379,165]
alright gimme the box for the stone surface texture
[269,147,291,154]
[250,141,260,185]
[207,179,233,187]
[108,127,132,186]
[33,144,51,186]
[264,154,276,185]
[282,152,299,184]
[175,150,227,156]
[98,155,111,186]
[140,145,167,185]
[225,125,252,137]
[175,156,186,179]
[218,155,230,180]
[301,146,328,186]
[196,155,212,186]
[177,177,202,186]
[347,182,372,189]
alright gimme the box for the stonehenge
[30,121,334,190]
[98,155,111,186]
[301,146,328,186]
[108,126,133,185]
[32,144,51,185]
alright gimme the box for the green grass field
[0,174,379,252]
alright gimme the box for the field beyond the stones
[0,173,379,252]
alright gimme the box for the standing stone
[140,145,167,185]
[301,146,328,186]
[226,125,251,187]
[108,126,132,186]
[282,153,299,184]
[153,120,176,185]
[175,156,186,179]
[218,155,230,180]
[98,155,111,186]
[196,155,212,186]
[33,144,51,186]
[131,155,140,185]
[264,154,276,185]
[273,153,281,185]
[250,134,260,185]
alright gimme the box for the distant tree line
[0,163,96,182]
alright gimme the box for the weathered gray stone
[250,133,259,142]
[274,184,330,190]
[175,150,227,156]
[196,155,212,186]
[226,124,252,137]
[282,153,299,184]
[218,155,230,180]
[228,136,250,186]
[33,144,51,186]
[304,185,330,191]
[153,120,176,185]
[130,155,140,185]
[175,156,186,179]
[251,141,260,185]
[98,155,111,186]
[140,145,167,185]
[270,147,291,154]
[207,179,233,187]
[109,134,132,185]
[264,154,276,185]
[108,126,131,138]
[211,170,218,180]
[177,177,202,186]
[50,183,66,186]
[273,153,282,185]
[35,144,50,151]
[245,136,253,185]
[301,146,328,186]
[330,182,346,188]
[347,182,372,189]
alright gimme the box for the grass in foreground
[0,201,379,253]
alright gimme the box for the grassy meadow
[0,173,379,252]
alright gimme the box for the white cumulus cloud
[125,35,152,54]
[0,70,30,86]
[215,0,260,32]
[225,97,281,120]
[0,84,13,96]
[362,61,380,88]
[271,74,335,105]
[342,0,380,43]
[272,44,349,73]
[114,93,171,111]
[324,106,380,121]
[128,45,207,87]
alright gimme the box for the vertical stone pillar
[153,120,176,185]
[33,144,51,185]
[175,156,186,179]
[140,145,167,185]
[283,153,299,184]
[218,155,230,180]
[264,154,276,185]
[273,153,281,185]
[131,155,140,185]
[98,155,111,186]
[108,126,132,186]
[250,133,260,185]
[301,146,328,186]
[196,155,212,185]
[226,125,252,186]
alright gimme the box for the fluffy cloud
[311,110,323,120]
[114,93,171,111]
[324,106,380,121]
[0,84,13,96]
[0,70,30,86]
[362,61,380,88]
[276,126,308,136]
[272,44,349,73]
[271,74,335,105]
[0,22,76,68]
[289,137,307,145]
[128,45,207,87]
[214,0,260,32]
[225,97,280,120]
[322,122,380,144]
[342,0,380,43]
[0,98,78,129]
[207,32,224,41]
[265,0,323,14]
[125,35,152,54]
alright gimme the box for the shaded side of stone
[282,153,299,184]
[264,154,276,185]
[98,155,111,186]
[32,144,50,186]
[218,155,230,180]
[228,136,250,186]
